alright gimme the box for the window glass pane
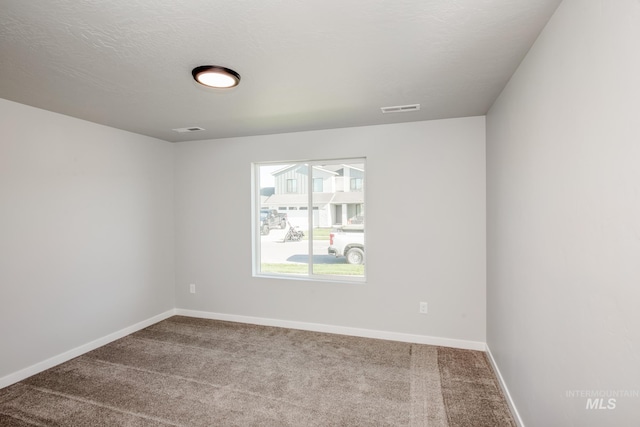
[313,178,323,192]
[350,178,363,191]
[257,163,308,277]
[255,159,364,281]
[311,161,365,279]
[286,179,297,193]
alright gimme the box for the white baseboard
[0,309,176,389]
[175,309,486,351]
[486,344,525,427]
[1,308,487,390]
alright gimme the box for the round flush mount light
[192,65,240,89]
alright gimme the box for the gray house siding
[263,163,364,228]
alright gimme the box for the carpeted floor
[0,316,516,426]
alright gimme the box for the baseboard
[1,308,487,390]
[486,344,525,427]
[0,309,176,389]
[175,309,486,351]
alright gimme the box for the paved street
[260,228,346,264]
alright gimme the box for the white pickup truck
[328,225,365,265]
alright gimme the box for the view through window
[254,159,365,281]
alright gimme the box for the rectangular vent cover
[380,104,421,114]
[172,126,205,133]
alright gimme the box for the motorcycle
[283,221,304,242]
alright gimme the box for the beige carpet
[0,316,515,426]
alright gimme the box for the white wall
[487,0,640,425]
[0,98,175,379]
[174,117,486,344]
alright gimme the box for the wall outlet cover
[419,302,428,314]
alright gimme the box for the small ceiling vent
[380,104,421,114]
[172,126,205,133]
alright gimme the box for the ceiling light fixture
[192,65,241,89]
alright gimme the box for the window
[286,179,297,193]
[313,177,323,192]
[254,159,365,282]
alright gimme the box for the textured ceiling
[0,0,562,142]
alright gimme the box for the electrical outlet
[190,284,196,294]
[419,302,428,314]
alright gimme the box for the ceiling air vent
[380,104,421,114]
[172,126,205,133]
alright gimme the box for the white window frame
[252,158,366,283]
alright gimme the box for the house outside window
[254,159,365,282]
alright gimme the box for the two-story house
[262,163,364,228]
